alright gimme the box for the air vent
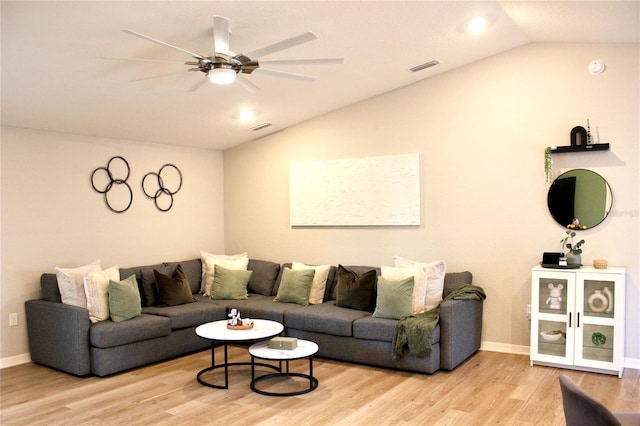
[410,60,440,73]
[250,122,272,131]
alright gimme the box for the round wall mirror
[547,169,613,229]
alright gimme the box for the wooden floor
[1,348,638,425]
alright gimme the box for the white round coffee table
[195,319,284,389]
[249,339,319,396]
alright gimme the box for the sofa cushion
[273,267,315,306]
[211,266,251,300]
[372,276,415,320]
[443,271,473,298]
[155,265,195,306]
[393,257,447,312]
[285,301,371,337]
[140,268,163,307]
[123,262,168,307]
[108,274,142,322]
[55,260,102,308]
[292,261,331,304]
[335,265,377,311]
[353,316,440,344]
[247,259,280,296]
[230,294,304,323]
[84,266,121,323]
[142,301,227,330]
[90,313,171,348]
[163,259,202,294]
[200,251,249,296]
[381,265,424,314]
[40,273,62,303]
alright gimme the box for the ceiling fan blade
[244,32,318,59]
[212,16,231,55]
[122,29,203,59]
[258,58,344,66]
[254,68,317,81]
[236,74,260,94]
[187,76,209,92]
[97,56,185,64]
[129,72,184,82]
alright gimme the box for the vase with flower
[561,227,585,266]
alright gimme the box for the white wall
[224,43,639,362]
[0,127,225,362]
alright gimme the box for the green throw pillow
[211,265,252,300]
[154,264,195,306]
[335,265,377,311]
[108,274,141,322]
[372,276,415,320]
[273,267,315,306]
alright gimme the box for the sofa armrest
[438,298,483,370]
[25,299,92,376]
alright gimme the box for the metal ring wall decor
[142,163,183,212]
[91,156,133,213]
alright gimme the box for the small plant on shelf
[561,228,585,255]
[545,147,553,183]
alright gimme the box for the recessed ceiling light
[239,109,255,122]
[467,17,488,35]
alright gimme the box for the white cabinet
[530,266,625,377]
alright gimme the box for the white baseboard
[480,341,640,371]
[480,341,530,355]
[0,353,31,369]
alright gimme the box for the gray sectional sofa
[25,258,483,377]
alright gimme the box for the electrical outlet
[526,304,531,320]
[9,313,18,327]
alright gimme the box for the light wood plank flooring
[1,348,638,425]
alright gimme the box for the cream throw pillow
[381,265,425,314]
[292,261,330,304]
[393,256,447,312]
[200,251,249,297]
[55,260,102,308]
[84,266,120,323]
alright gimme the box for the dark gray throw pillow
[335,265,376,311]
[247,259,281,296]
[154,264,195,306]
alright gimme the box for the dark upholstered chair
[559,374,640,426]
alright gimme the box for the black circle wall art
[91,156,133,213]
[142,163,183,212]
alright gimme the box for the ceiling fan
[109,16,343,93]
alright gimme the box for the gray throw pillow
[108,274,142,322]
[211,265,252,300]
[335,265,376,311]
[372,276,415,320]
[154,264,195,306]
[273,267,315,306]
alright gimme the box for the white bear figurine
[545,283,563,309]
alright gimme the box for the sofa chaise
[25,258,483,377]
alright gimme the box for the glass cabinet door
[531,270,575,364]
[574,273,624,371]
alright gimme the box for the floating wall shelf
[551,143,610,154]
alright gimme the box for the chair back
[558,374,621,426]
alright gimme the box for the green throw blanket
[392,284,486,361]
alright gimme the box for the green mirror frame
[547,169,613,229]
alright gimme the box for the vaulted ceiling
[2,1,638,150]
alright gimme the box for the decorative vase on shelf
[566,251,581,266]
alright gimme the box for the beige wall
[0,128,225,361]
[224,43,639,361]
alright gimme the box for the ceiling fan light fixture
[209,68,237,85]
